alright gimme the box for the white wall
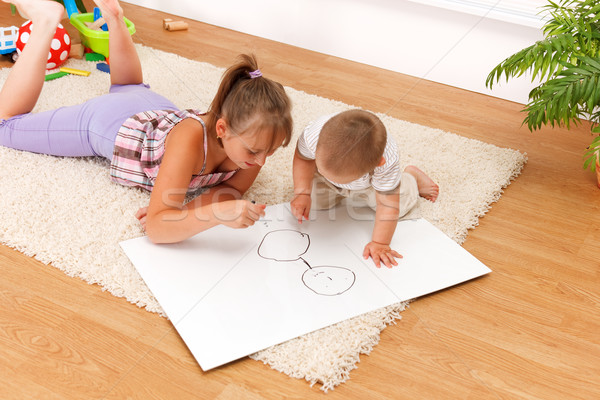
[124,0,546,104]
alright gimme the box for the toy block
[60,67,91,77]
[85,17,107,31]
[85,52,105,62]
[93,7,108,31]
[163,18,188,31]
[96,62,110,73]
[45,71,69,81]
[69,43,85,59]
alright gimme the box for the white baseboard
[124,0,545,104]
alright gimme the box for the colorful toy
[69,43,85,59]
[44,71,69,81]
[0,26,19,62]
[93,7,108,31]
[96,62,110,73]
[163,18,188,32]
[85,52,105,62]
[16,21,71,70]
[59,67,91,77]
[64,0,135,58]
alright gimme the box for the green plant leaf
[522,59,600,130]
[485,34,576,88]
[488,0,600,170]
[583,135,600,170]
[582,55,600,70]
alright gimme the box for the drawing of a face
[257,229,356,296]
[302,266,356,296]
[257,230,310,261]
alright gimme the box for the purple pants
[0,84,177,160]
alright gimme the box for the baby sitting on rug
[290,109,439,268]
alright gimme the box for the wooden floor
[1,2,599,399]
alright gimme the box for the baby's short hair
[316,109,387,176]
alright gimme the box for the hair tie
[249,69,262,79]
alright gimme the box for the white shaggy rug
[0,44,526,391]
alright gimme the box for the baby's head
[315,110,387,183]
[207,54,293,167]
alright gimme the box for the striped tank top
[110,109,238,194]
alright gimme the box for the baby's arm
[362,190,402,268]
[291,146,316,223]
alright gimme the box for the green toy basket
[64,0,135,58]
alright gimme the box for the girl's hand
[363,241,402,268]
[290,193,311,223]
[212,200,266,229]
[135,206,148,231]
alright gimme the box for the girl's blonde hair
[207,54,292,151]
[316,109,387,176]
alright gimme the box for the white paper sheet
[120,203,490,370]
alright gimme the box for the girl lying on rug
[0,0,293,244]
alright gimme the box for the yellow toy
[60,67,91,77]
[64,0,135,58]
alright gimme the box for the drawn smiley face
[257,229,355,296]
[302,266,356,296]
[257,230,310,262]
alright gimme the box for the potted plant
[486,0,600,185]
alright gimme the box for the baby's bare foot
[4,0,64,26]
[404,165,439,202]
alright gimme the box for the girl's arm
[143,120,264,243]
[179,165,266,224]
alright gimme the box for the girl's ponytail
[206,54,292,150]
[206,54,258,132]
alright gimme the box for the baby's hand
[213,200,266,229]
[363,241,402,268]
[290,193,311,224]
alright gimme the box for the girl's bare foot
[2,0,64,27]
[404,165,439,202]
[92,0,124,22]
